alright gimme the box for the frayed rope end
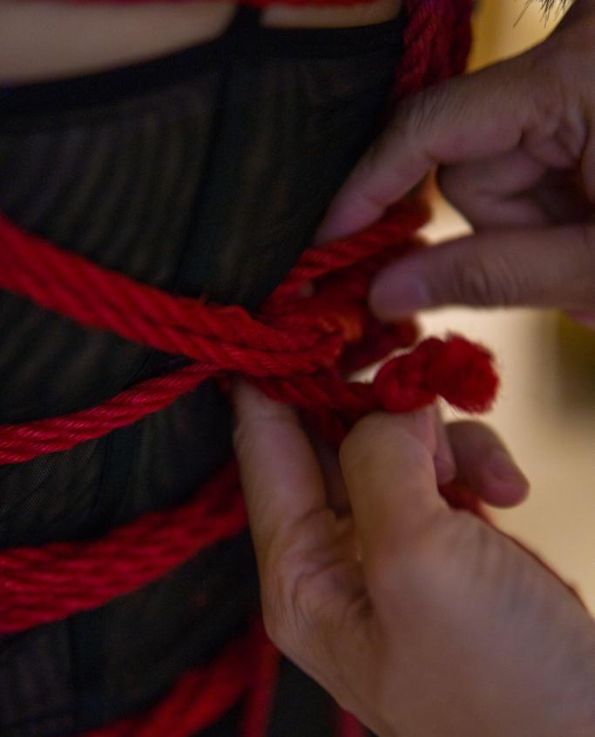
[373,335,499,414]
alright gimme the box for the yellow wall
[471,0,552,67]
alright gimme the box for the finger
[234,383,368,691]
[339,410,448,569]
[309,431,351,516]
[447,421,529,508]
[233,382,331,573]
[317,53,543,241]
[370,224,595,318]
[437,150,549,230]
[433,405,457,485]
[530,169,594,224]
[438,155,589,230]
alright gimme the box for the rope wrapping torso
[0,2,482,736]
[0,205,497,637]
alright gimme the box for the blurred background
[424,0,595,608]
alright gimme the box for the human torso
[0,3,406,735]
[0,0,402,83]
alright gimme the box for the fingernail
[486,449,529,492]
[370,273,430,318]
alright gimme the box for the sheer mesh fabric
[0,9,404,736]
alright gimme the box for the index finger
[339,411,448,568]
[233,382,331,571]
[317,53,543,242]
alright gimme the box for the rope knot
[373,335,499,413]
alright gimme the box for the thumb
[370,225,595,317]
[339,411,447,577]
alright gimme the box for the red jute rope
[0,3,477,736]
[66,626,259,737]
[0,463,245,633]
[0,203,426,464]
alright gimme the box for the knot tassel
[373,335,499,413]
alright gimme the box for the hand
[317,0,595,326]
[233,384,595,737]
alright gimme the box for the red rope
[241,627,282,737]
[0,463,246,634]
[336,711,367,737]
[398,0,473,97]
[68,628,257,737]
[0,3,476,737]
[0,204,494,466]
[0,204,421,464]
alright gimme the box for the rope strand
[0,3,476,737]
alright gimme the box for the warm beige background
[424,1,595,609]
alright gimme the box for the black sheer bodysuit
[0,9,404,736]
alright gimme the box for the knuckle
[545,14,595,83]
[450,251,523,307]
[340,413,390,473]
[524,34,589,157]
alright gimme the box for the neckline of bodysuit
[0,7,405,118]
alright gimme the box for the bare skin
[317,0,595,327]
[0,0,402,83]
[234,384,595,737]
